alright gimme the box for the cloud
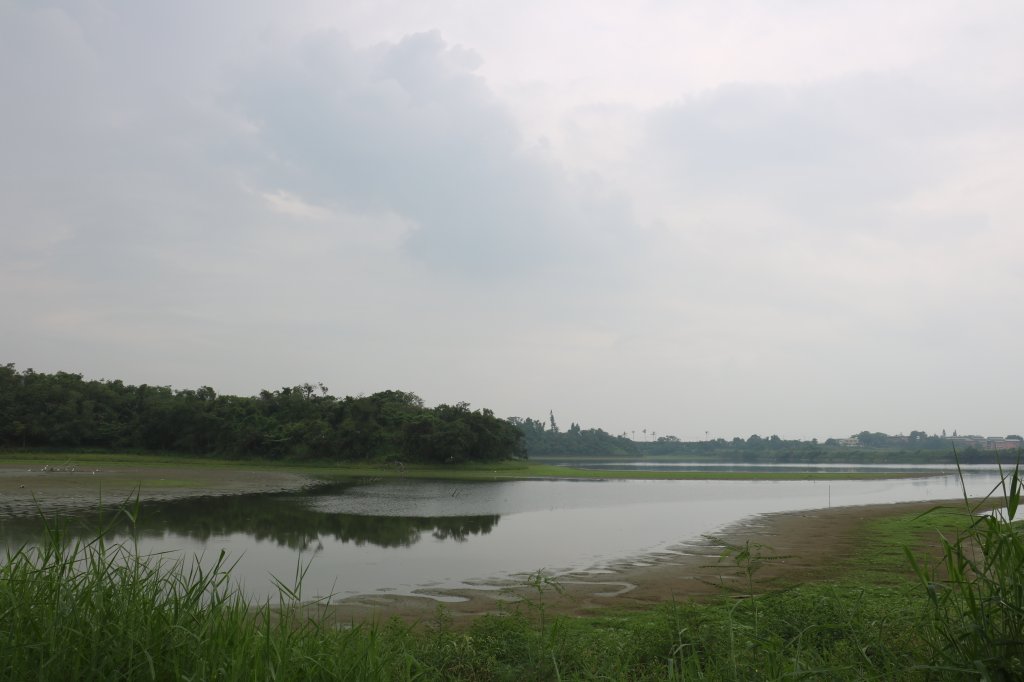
[634,65,1024,310]
[646,77,955,232]
[229,30,599,278]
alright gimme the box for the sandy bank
[0,462,316,516]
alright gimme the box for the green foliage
[0,513,397,681]
[512,410,1018,463]
[416,585,928,681]
[703,536,793,637]
[0,364,523,463]
[908,457,1024,679]
[504,569,566,634]
[508,415,639,457]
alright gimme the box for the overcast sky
[3,1,1022,441]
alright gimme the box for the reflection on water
[0,482,499,551]
[0,467,1013,601]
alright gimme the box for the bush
[909,457,1024,680]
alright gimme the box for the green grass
[0,451,266,470]
[307,460,921,481]
[412,584,935,681]
[2,450,930,481]
[848,506,980,583]
[0,513,402,680]
[906,459,1024,680]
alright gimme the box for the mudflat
[0,462,315,516]
[320,498,967,626]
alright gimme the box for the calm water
[548,461,975,473]
[0,465,1009,602]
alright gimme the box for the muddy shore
[0,462,316,516]
[318,498,962,626]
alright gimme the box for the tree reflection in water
[0,483,500,552]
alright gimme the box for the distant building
[951,436,1022,451]
[827,434,1023,451]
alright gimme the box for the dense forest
[0,365,523,463]
[508,414,640,457]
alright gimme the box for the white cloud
[228,30,581,278]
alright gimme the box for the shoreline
[0,463,318,517]
[317,497,974,626]
[0,462,977,626]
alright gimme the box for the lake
[0,464,1009,602]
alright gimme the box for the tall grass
[0,509,402,681]
[908,456,1024,680]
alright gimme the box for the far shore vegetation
[1,364,525,464]
[3,364,1020,468]
[0,451,926,482]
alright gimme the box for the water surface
[0,465,1009,601]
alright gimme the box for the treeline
[0,365,523,463]
[639,434,828,460]
[508,416,640,457]
[516,415,1020,464]
[834,430,954,450]
[516,427,835,461]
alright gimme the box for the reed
[0,507,394,681]
[907,455,1024,680]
